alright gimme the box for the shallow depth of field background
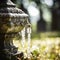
[12,0,60,60]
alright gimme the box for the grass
[31,32,60,39]
[13,36,60,60]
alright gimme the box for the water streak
[27,25,31,58]
[21,28,25,52]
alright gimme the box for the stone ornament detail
[0,0,28,33]
[0,0,29,60]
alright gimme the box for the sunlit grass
[13,37,60,60]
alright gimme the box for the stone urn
[0,0,29,60]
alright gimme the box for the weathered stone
[0,0,29,60]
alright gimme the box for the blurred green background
[11,0,60,60]
[11,0,60,38]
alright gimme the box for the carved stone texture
[0,0,29,60]
[0,0,28,33]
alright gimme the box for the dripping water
[27,24,31,58]
[21,27,25,52]
[20,24,31,58]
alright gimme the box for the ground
[13,37,60,60]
